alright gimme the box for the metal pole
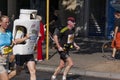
[46,0,49,60]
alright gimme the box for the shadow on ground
[67,75,83,80]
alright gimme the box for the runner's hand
[58,47,64,51]
[75,46,80,50]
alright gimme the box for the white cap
[20,9,37,14]
[19,9,37,19]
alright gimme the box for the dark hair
[115,11,120,14]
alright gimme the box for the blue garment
[0,30,12,50]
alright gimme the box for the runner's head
[67,17,75,29]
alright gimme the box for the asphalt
[35,43,120,80]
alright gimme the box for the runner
[51,17,80,80]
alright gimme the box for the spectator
[49,10,62,49]
[111,11,120,59]
[49,10,61,35]
[36,15,45,61]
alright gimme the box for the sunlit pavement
[11,40,120,80]
[35,41,120,80]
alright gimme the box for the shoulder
[60,26,68,33]
[54,28,60,33]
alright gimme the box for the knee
[69,62,74,67]
[59,64,65,68]
[29,68,36,75]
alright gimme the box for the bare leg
[27,61,36,80]
[112,48,116,58]
[54,59,65,76]
[8,70,16,79]
[51,59,65,80]
[63,57,73,79]
[0,71,8,80]
[9,65,23,79]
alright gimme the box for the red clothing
[111,32,120,49]
[37,21,45,60]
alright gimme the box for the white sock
[62,75,66,80]
[52,75,56,79]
